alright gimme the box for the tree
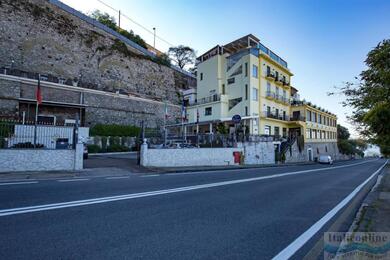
[90,10,117,30]
[337,124,350,140]
[168,45,196,69]
[333,39,390,156]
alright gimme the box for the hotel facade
[186,34,338,159]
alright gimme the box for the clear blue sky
[63,0,390,136]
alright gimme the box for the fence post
[73,115,79,149]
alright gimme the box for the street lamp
[153,27,156,49]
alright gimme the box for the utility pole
[153,27,156,49]
[118,10,121,28]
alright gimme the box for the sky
[62,0,390,137]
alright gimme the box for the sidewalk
[349,164,390,232]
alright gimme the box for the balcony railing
[290,116,306,122]
[188,94,221,106]
[263,111,289,121]
[266,91,275,98]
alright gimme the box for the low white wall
[0,143,84,172]
[141,144,243,167]
[244,142,275,165]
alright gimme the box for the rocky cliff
[0,0,195,104]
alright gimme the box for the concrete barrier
[0,143,84,172]
[141,144,243,167]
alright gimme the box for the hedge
[90,124,141,137]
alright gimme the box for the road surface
[0,159,386,259]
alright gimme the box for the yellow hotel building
[186,34,337,159]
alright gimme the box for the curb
[147,162,317,174]
[89,152,137,156]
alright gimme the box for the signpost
[232,114,241,124]
[232,114,241,146]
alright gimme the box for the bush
[87,144,101,153]
[90,124,141,137]
[107,144,131,152]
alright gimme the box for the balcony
[290,115,306,122]
[262,111,289,121]
[265,71,275,81]
[188,94,222,106]
[266,91,275,99]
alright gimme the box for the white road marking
[140,174,160,177]
[57,178,89,182]
[272,160,388,260]
[105,176,130,180]
[0,160,380,217]
[0,181,38,186]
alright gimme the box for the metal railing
[188,94,221,106]
[0,119,78,149]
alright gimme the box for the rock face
[0,0,195,121]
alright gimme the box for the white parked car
[319,155,333,164]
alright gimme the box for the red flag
[36,77,42,105]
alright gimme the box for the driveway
[84,152,138,169]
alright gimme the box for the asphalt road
[0,159,386,259]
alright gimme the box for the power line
[96,0,174,47]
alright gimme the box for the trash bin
[56,138,69,149]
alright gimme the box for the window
[200,73,203,81]
[307,111,311,121]
[222,84,225,95]
[313,112,317,123]
[252,65,258,78]
[205,107,212,116]
[275,71,279,80]
[276,86,280,96]
[319,114,322,124]
[283,128,287,138]
[265,125,271,135]
[267,82,271,92]
[252,88,258,101]
[245,106,248,116]
[245,63,248,77]
[306,129,310,139]
[245,84,248,100]
[227,78,235,85]
[275,108,279,117]
[266,106,271,116]
[310,129,313,139]
[266,66,271,76]
[283,111,286,120]
[283,89,286,98]
[274,126,280,137]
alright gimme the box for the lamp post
[153,27,156,49]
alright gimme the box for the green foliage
[90,124,141,137]
[90,10,147,49]
[216,123,228,134]
[109,136,120,146]
[90,10,117,30]
[117,28,147,49]
[334,39,390,156]
[337,124,350,140]
[107,144,131,152]
[168,45,196,69]
[111,39,136,58]
[153,53,171,67]
[87,144,101,153]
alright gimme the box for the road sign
[232,114,241,124]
